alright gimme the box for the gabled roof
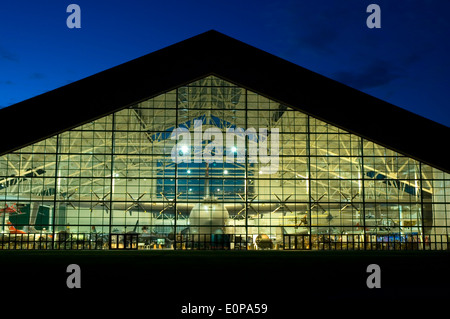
[1,30,449,173]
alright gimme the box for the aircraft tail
[7,221,26,234]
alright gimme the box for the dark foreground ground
[1,250,448,316]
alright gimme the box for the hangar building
[1,31,449,251]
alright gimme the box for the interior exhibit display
[0,31,449,251]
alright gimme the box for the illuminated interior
[1,75,449,250]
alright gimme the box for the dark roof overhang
[1,30,449,173]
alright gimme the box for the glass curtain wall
[0,75,448,250]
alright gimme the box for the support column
[431,169,450,250]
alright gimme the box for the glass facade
[1,75,449,250]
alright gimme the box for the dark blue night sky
[1,1,449,127]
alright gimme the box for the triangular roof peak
[1,30,449,173]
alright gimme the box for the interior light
[224,170,228,174]
[231,146,237,153]
[187,169,191,174]
[181,145,189,154]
